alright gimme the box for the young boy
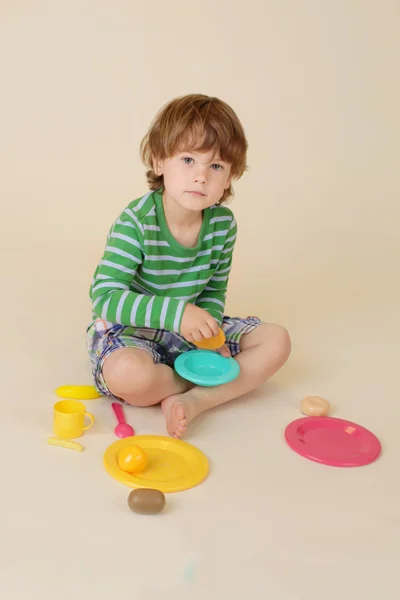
[86,94,290,438]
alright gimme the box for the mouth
[186,191,206,197]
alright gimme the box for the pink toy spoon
[111,402,135,438]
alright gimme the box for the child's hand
[216,344,231,358]
[181,304,219,344]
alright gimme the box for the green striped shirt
[89,189,237,332]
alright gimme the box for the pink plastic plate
[285,417,381,467]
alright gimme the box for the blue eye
[182,157,194,165]
[211,164,223,171]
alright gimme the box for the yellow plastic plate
[104,435,209,493]
[55,385,102,400]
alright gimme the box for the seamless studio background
[1,2,399,599]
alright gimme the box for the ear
[153,156,164,176]
[224,175,232,190]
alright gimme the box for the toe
[175,404,186,420]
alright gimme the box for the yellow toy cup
[53,400,94,439]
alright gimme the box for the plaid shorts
[86,315,264,399]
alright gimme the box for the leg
[161,323,291,437]
[102,347,193,407]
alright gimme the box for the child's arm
[195,218,237,325]
[90,212,186,332]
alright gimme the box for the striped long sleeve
[90,209,187,332]
[89,190,238,333]
[195,218,237,324]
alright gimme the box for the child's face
[156,148,232,212]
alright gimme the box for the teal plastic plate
[174,350,240,387]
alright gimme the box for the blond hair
[140,94,248,204]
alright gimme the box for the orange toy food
[193,327,226,350]
[118,445,148,474]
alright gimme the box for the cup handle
[83,412,95,431]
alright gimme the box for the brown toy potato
[127,488,166,515]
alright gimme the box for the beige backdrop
[2,1,399,356]
[1,2,400,599]
[1,2,399,423]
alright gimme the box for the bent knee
[257,323,291,365]
[271,324,291,359]
[102,348,156,397]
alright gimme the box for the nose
[193,166,207,184]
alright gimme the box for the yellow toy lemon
[118,445,148,474]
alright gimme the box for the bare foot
[161,391,200,438]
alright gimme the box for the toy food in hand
[300,396,330,417]
[193,327,226,350]
[118,445,148,473]
[127,489,166,515]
